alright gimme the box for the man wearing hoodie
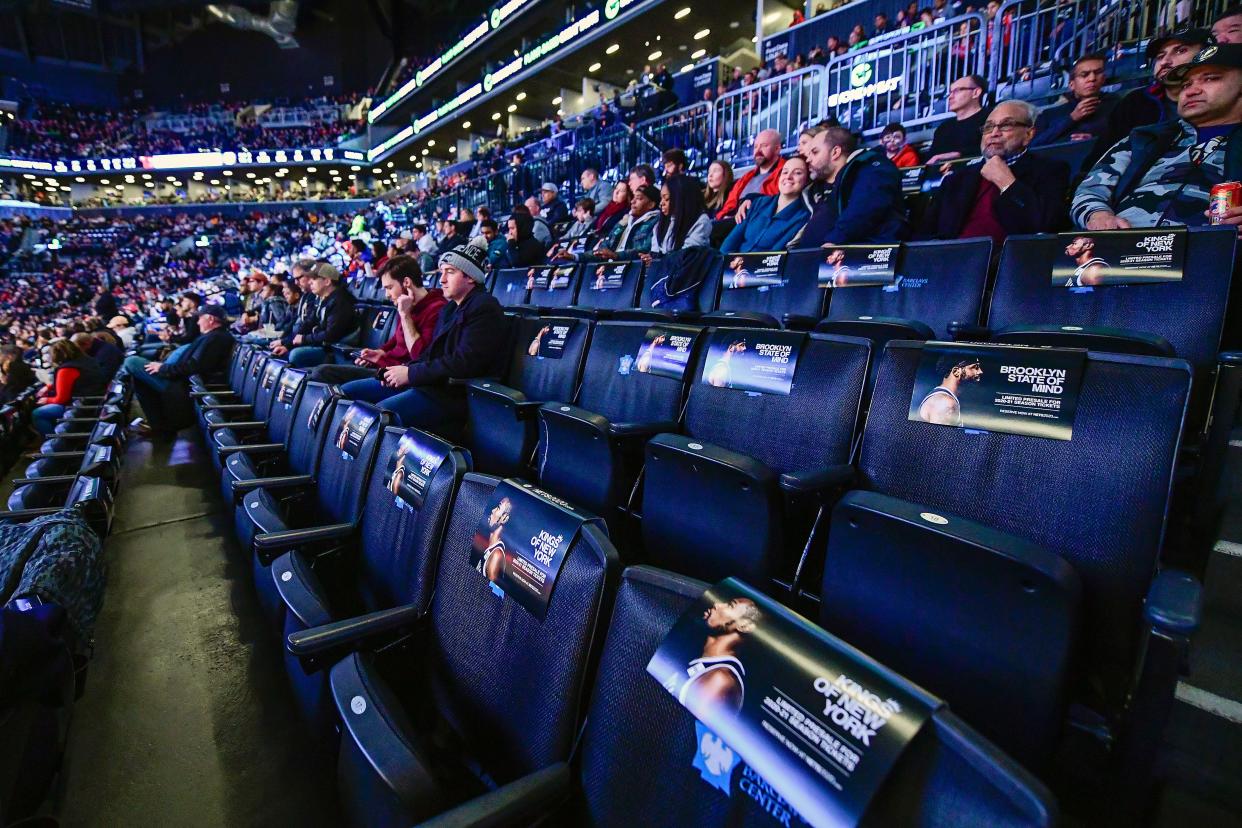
[498,211,548,267]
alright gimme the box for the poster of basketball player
[647,578,935,827]
[469,480,595,619]
[525,266,553,291]
[386,429,449,510]
[700,330,803,395]
[723,252,786,290]
[333,402,377,459]
[816,245,899,288]
[908,342,1085,440]
[587,262,630,293]
[526,321,575,359]
[276,372,301,408]
[634,326,696,379]
[1051,229,1185,287]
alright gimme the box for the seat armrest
[419,763,573,828]
[700,310,781,329]
[218,442,283,457]
[231,474,313,500]
[12,474,80,487]
[208,420,266,432]
[254,522,355,553]
[609,420,680,440]
[289,603,423,657]
[991,324,1174,357]
[648,433,777,484]
[59,416,112,424]
[948,321,991,341]
[190,389,235,398]
[1219,350,1242,366]
[202,403,253,413]
[0,507,64,523]
[783,313,819,331]
[1145,569,1202,636]
[24,450,87,460]
[448,375,495,387]
[779,463,855,497]
[468,380,541,419]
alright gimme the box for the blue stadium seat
[238,400,390,625]
[199,356,284,463]
[817,341,1196,789]
[195,349,271,431]
[565,260,645,318]
[490,266,533,308]
[329,304,397,363]
[277,426,468,740]
[215,366,308,502]
[424,565,1059,828]
[527,263,582,311]
[465,315,592,477]
[537,321,703,524]
[704,249,827,329]
[8,443,118,512]
[643,329,871,588]
[327,472,617,826]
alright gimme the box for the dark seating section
[567,260,645,317]
[706,248,827,330]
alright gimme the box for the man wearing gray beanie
[339,235,509,430]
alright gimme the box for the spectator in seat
[540,183,570,225]
[72,331,123,380]
[594,181,632,237]
[0,345,36,405]
[927,75,989,163]
[595,184,661,259]
[717,128,786,220]
[339,238,508,430]
[580,168,611,215]
[798,126,910,245]
[312,255,446,386]
[271,262,357,368]
[107,315,136,349]
[721,155,813,252]
[1102,28,1208,151]
[479,219,508,266]
[129,306,235,440]
[411,223,437,256]
[1072,44,1242,230]
[521,199,555,246]
[272,260,318,352]
[93,284,118,320]
[273,282,302,343]
[498,211,548,268]
[435,221,467,258]
[649,175,713,255]
[920,100,1070,245]
[662,148,689,178]
[33,338,106,435]
[879,122,922,167]
[628,164,658,193]
[1212,6,1242,43]
[703,160,735,215]
[1032,54,1119,147]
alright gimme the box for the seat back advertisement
[1052,229,1185,288]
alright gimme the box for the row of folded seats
[0,373,131,823]
[493,227,1242,554]
[197,327,1199,824]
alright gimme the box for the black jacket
[58,357,106,399]
[89,339,125,379]
[919,152,1071,240]
[1032,93,1119,147]
[406,285,509,387]
[796,148,910,247]
[281,293,318,346]
[170,313,200,346]
[1099,84,1175,153]
[303,287,357,346]
[499,213,547,268]
[542,197,570,226]
[157,327,235,381]
[94,291,118,320]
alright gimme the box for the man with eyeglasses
[1032,54,1118,147]
[1072,44,1242,231]
[926,74,989,164]
[919,100,1070,245]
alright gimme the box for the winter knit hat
[438,235,490,283]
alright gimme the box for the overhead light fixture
[588,62,602,72]
[307,166,317,172]
[428,139,436,147]
[350,165,361,171]
[449,146,456,153]
[75,176,85,182]
[693,28,710,39]
[692,48,706,59]
[421,148,430,155]
[681,63,694,73]
[223,171,232,176]
[245,172,255,178]
[606,43,620,54]
[507,104,517,112]
[100,179,110,185]
[675,7,691,18]
[462,120,472,129]
[142,173,152,179]
[492,112,501,120]
[210,179,220,185]
[552,96,563,105]
[516,91,527,101]
[649,50,662,60]
[372,168,382,174]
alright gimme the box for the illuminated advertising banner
[2,147,343,178]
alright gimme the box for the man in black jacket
[339,237,509,430]
[127,305,236,438]
[1031,54,1119,148]
[797,126,910,246]
[272,262,357,368]
[920,99,1070,245]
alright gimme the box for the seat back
[356,304,397,351]
[268,365,306,447]
[226,344,255,392]
[529,264,581,310]
[238,351,270,405]
[316,400,390,525]
[573,566,1057,828]
[855,342,1190,710]
[251,358,285,421]
[355,427,469,614]
[504,316,593,401]
[988,228,1235,379]
[573,321,700,424]
[287,381,339,476]
[713,249,827,325]
[490,267,532,307]
[574,261,644,312]
[683,330,870,473]
[822,239,992,339]
[423,473,615,786]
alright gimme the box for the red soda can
[1210,181,1242,224]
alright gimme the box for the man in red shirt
[310,255,446,385]
[716,129,786,220]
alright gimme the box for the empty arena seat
[195,349,270,430]
[527,263,581,311]
[277,427,469,738]
[330,304,397,363]
[703,249,827,329]
[223,379,339,542]
[817,238,993,343]
[465,315,592,477]
[420,565,1059,828]
[192,342,254,395]
[199,355,284,455]
[327,472,617,826]
[817,341,1196,781]
[643,329,871,587]
[214,366,308,502]
[238,400,389,624]
[566,260,645,317]
[38,419,122,456]
[8,443,118,511]
[537,321,703,522]
[490,266,532,307]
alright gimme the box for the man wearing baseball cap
[126,304,235,439]
[1101,27,1209,149]
[339,236,508,430]
[1073,43,1242,230]
[540,182,570,225]
[272,261,358,368]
